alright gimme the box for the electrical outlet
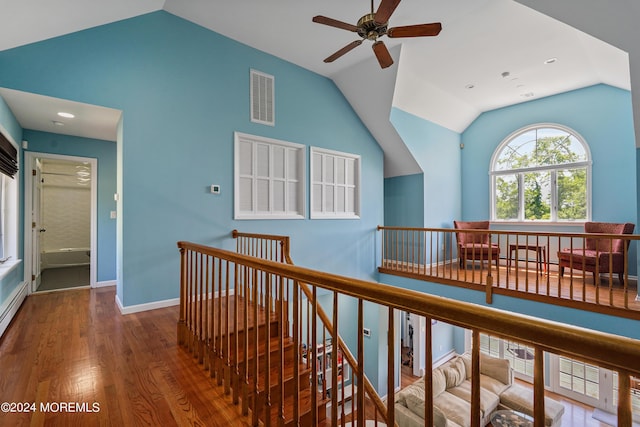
[210,184,221,194]
[363,327,371,337]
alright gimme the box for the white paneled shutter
[234,132,304,220]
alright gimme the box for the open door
[31,159,43,291]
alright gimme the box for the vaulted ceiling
[0,0,632,176]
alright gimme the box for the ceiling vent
[250,69,275,126]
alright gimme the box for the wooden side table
[508,244,547,274]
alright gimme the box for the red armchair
[453,220,500,269]
[558,221,635,286]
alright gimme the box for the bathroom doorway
[24,152,97,293]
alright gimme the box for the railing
[231,230,389,425]
[177,238,640,427]
[378,226,640,319]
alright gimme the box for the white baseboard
[94,280,116,288]
[115,288,235,315]
[116,294,180,315]
[0,281,28,338]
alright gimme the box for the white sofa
[394,352,564,427]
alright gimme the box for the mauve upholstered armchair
[557,221,635,286]
[453,220,500,270]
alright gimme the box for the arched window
[490,124,591,222]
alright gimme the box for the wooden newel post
[177,245,186,346]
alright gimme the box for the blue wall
[23,130,117,282]
[390,107,462,228]
[0,96,23,309]
[381,273,640,341]
[0,11,384,308]
[384,173,424,227]
[461,84,637,225]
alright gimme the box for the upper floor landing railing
[377,226,640,320]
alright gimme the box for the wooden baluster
[251,268,260,427]
[277,275,285,426]
[617,371,633,427]
[242,266,250,416]
[424,317,433,426]
[224,260,231,394]
[356,299,364,427]
[204,254,210,371]
[471,331,481,427]
[386,308,395,427]
[609,238,614,306]
[209,256,217,379]
[310,285,317,426]
[178,247,186,346]
[233,263,240,405]
[292,281,300,425]
[217,258,224,384]
[624,243,629,309]
[331,293,339,423]
[198,252,204,364]
[533,348,545,427]
[264,273,272,427]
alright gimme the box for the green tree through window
[492,126,590,222]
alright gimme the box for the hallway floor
[37,265,89,292]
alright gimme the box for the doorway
[24,152,97,293]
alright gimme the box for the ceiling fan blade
[387,22,442,38]
[323,40,363,63]
[312,15,359,32]
[372,41,394,68]
[374,0,402,25]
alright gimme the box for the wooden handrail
[179,241,640,374]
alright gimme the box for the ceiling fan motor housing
[357,13,388,40]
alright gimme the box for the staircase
[177,233,392,427]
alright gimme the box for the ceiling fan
[312,0,442,69]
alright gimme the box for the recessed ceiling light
[465,84,475,89]
[57,112,75,118]
[544,57,557,65]
[52,120,65,126]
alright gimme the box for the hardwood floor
[0,287,251,427]
[0,287,617,427]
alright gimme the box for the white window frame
[310,147,360,220]
[0,127,20,279]
[234,132,305,220]
[490,123,592,223]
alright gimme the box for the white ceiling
[0,0,631,172]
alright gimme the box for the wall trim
[0,281,28,338]
[94,280,116,288]
[116,294,179,315]
[115,289,235,315]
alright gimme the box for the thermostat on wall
[210,184,221,194]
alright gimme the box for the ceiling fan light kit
[312,0,442,69]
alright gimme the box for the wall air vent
[250,69,275,126]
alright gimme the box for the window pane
[337,187,345,212]
[257,179,269,211]
[524,171,551,220]
[495,175,518,220]
[325,185,334,212]
[313,184,323,212]
[557,168,587,220]
[239,142,253,175]
[337,157,346,184]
